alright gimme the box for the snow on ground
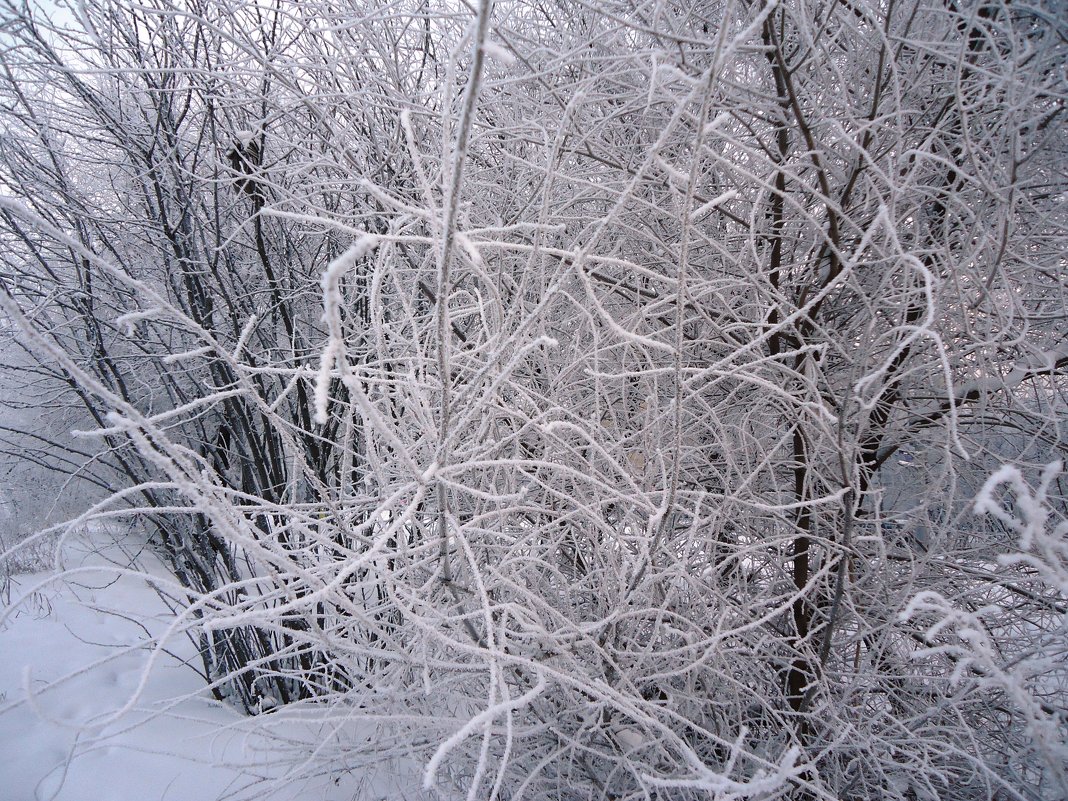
[0,526,435,801]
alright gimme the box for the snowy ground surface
[0,526,436,801]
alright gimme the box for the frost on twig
[314,234,380,425]
[902,462,1068,793]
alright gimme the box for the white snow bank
[0,526,437,801]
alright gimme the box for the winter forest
[0,0,1065,798]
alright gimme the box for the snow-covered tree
[0,0,1064,798]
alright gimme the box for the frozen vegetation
[0,0,1065,799]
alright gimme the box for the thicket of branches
[0,0,1065,798]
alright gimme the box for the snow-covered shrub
[904,462,1068,797]
[0,0,1065,799]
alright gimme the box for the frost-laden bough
[0,0,1065,799]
